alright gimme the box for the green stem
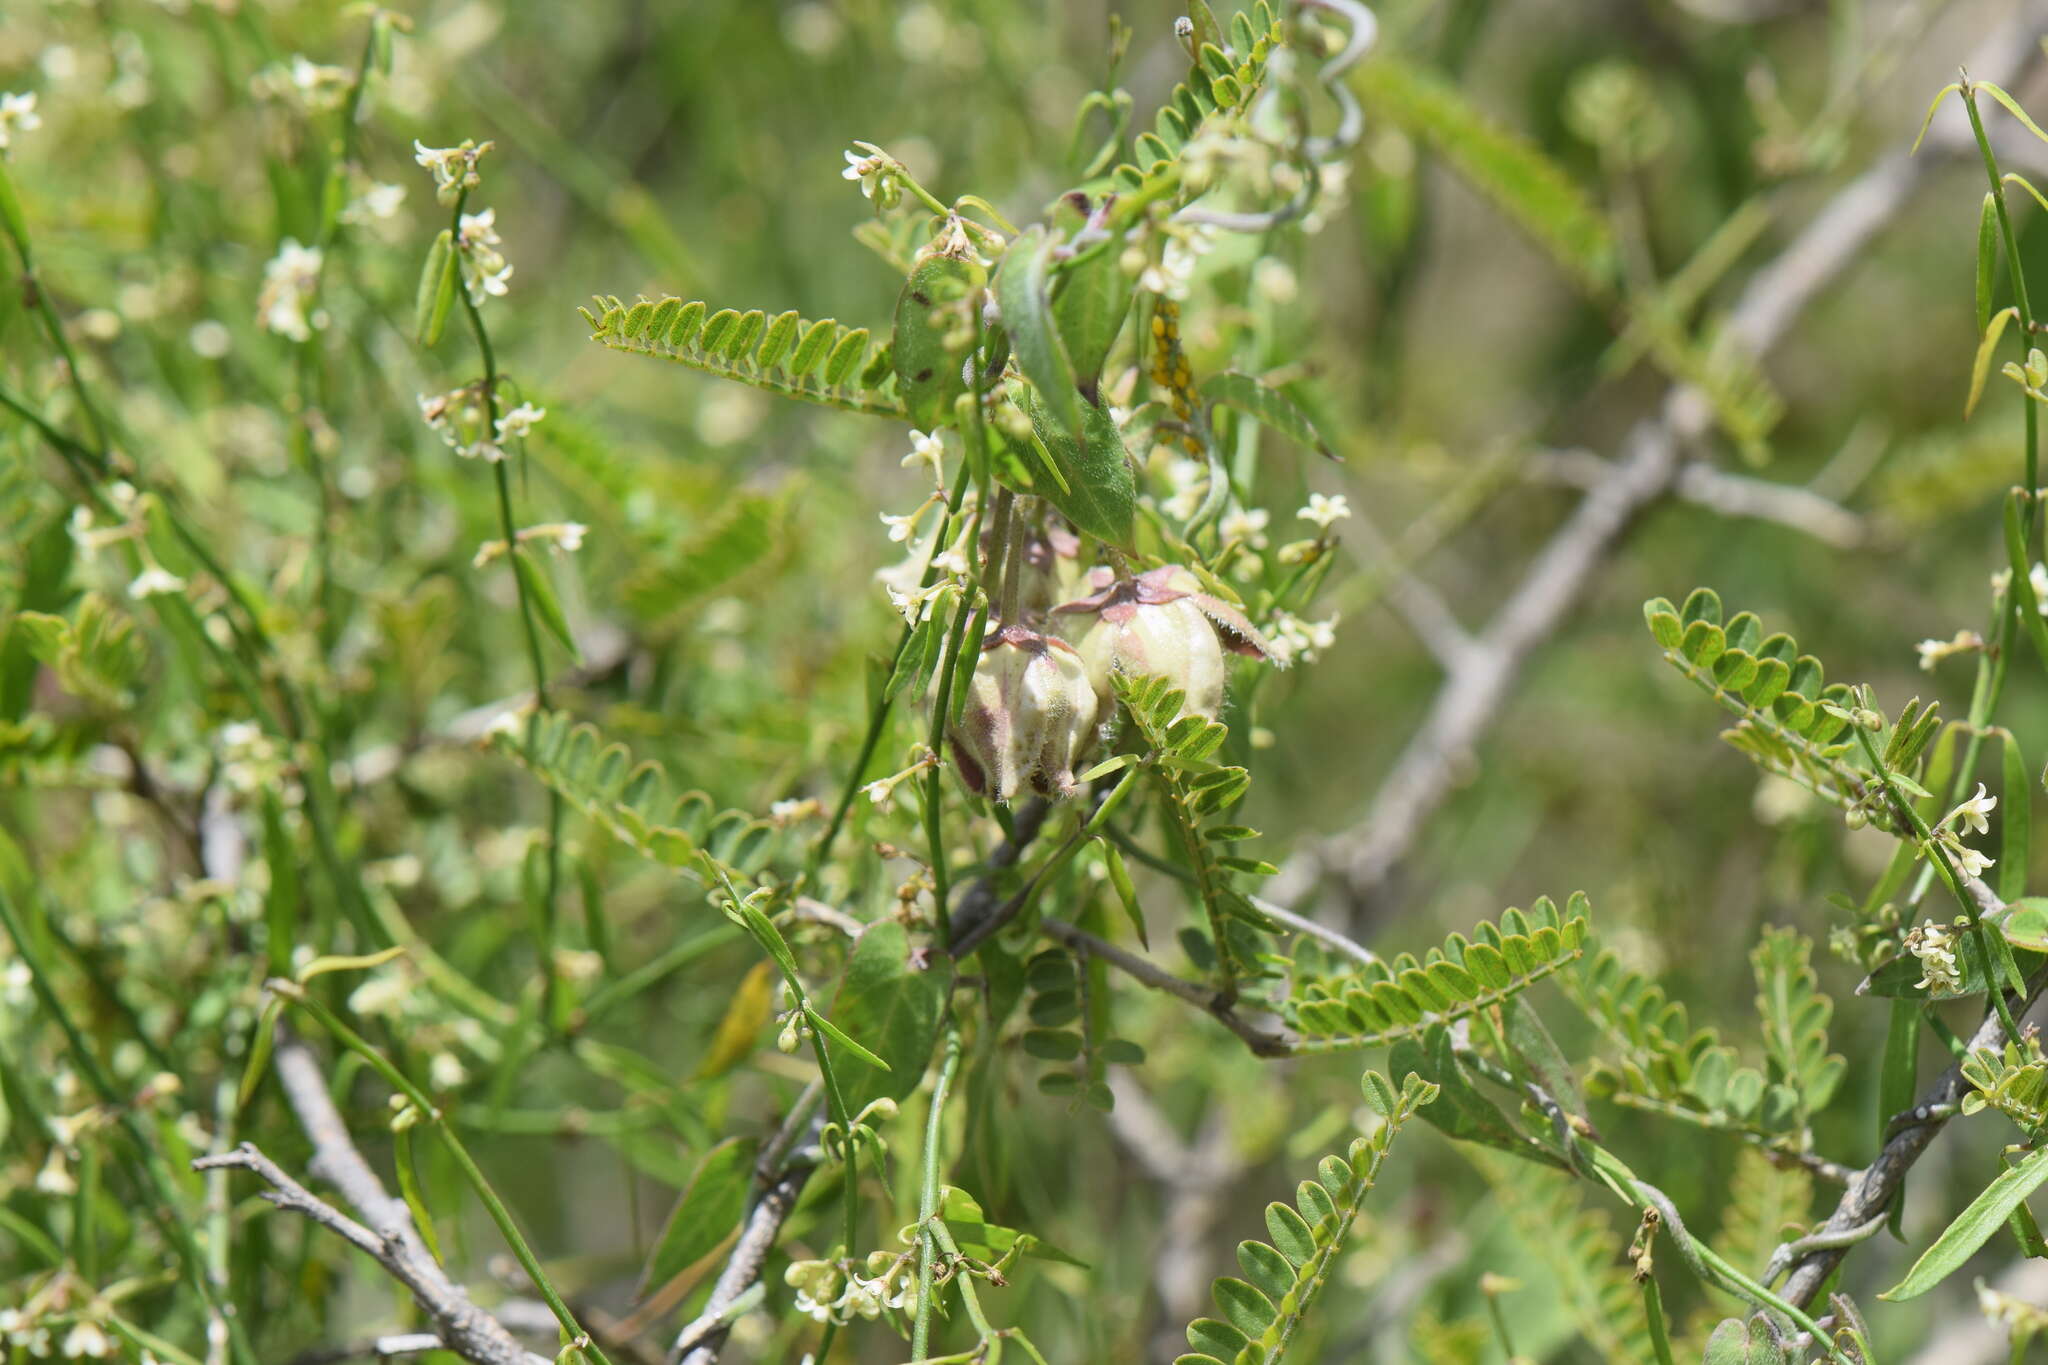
[0,886,258,1365]
[812,472,974,872]
[0,162,111,465]
[1853,721,2022,1039]
[450,185,566,1029]
[912,1028,964,1359]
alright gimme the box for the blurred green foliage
[6,1,2048,1362]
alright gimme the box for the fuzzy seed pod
[946,624,1098,801]
[1054,565,1269,722]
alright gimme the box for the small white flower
[2,960,32,1008]
[414,138,494,204]
[841,146,888,200]
[1916,629,1983,672]
[1161,457,1208,521]
[256,239,323,342]
[1220,506,1270,550]
[188,319,231,358]
[128,565,186,599]
[862,778,895,809]
[339,181,406,226]
[34,1147,76,1196]
[902,428,946,480]
[456,207,513,303]
[60,1321,111,1359]
[429,1051,468,1090]
[1906,919,1961,995]
[1252,258,1298,304]
[770,798,818,825]
[1299,492,1351,529]
[495,401,546,442]
[557,522,587,553]
[1951,842,1996,880]
[1948,783,1998,837]
[0,91,42,151]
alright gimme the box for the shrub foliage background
[8,1,2048,1362]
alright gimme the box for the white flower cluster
[0,91,42,151]
[418,393,544,463]
[1264,609,1339,666]
[256,239,324,343]
[841,142,902,208]
[1905,919,1961,996]
[251,55,352,110]
[472,520,588,568]
[1922,782,1999,881]
[1140,224,1218,299]
[338,181,406,229]
[413,138,494,204]
[1991,561,2048,612]
[1915,628,1984,672]
[128,564,186,600]
[456,207,513,303]
[786,1257,919,1324]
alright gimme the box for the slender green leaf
[1883,1143,2048,1299]
[996,225,1084,440]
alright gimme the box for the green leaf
[1389,1026,1561,1166]
[693,960,776,1081]
[2001,493,2048,674]
[1999,898,2048,952]
[1501,996,1585,1123]
[512,551,581,663]
[1198,371,1333,458]
[1264,1202,1315,1266]
[996,225,1085,441]
[893,243,985,428]
[0,162,28,251]
[1355,55,1616,298]
[2002,728,2031,903]
[637,1137,757,1295]
[1048,201,1135,396]
[1883,1143,2048,1300]
[1969,306,2019,418]
[1979,192,1999,336]
[827,919,953,1110]
[939,1185,1087,1267]
[414,229,458,346]
[1022,389,1136,549]
[1879,998,1920,1152]
[1101,840,1147,949]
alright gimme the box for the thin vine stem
[449,183,566,1029]
[911,1026,963,1359]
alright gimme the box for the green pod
[891,235,985,428]
[414,229,458,346]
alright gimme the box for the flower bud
[947,625,1098,801]
[1053,565,1269,722]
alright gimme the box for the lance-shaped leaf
[637,1137,757,1297]
[1199,371,1334,459]
[828,919,953,1111]
[995,224,1085,441]
[1023,388,1136,549]
[1883,1143,2048,1300]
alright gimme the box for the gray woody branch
[1275,11,2048,921]
[192,1039,549,1365]
[1777,962,2048,1310]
